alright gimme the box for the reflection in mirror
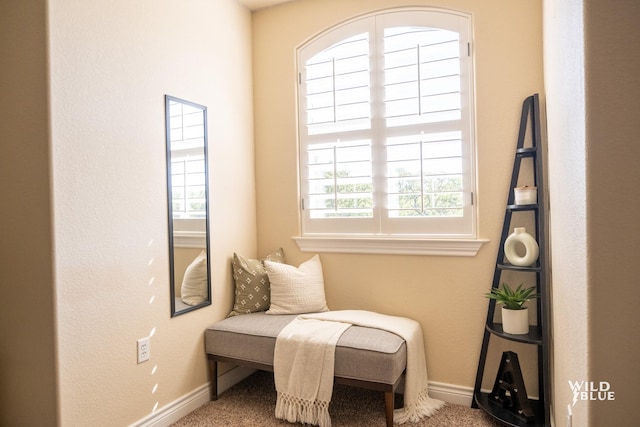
[165,95,211,317]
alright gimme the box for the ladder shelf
[472,94,551,426]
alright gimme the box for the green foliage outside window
[324,169,463,217]
[322,170,372,217]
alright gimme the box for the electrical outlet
[137,337,150,364]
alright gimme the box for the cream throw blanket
[274,310,444,426]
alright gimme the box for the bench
[205,311,407,427]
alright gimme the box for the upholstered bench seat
[205,311,407,426]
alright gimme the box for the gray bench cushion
[205,312,406,385]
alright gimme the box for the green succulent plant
[484,282,539,310]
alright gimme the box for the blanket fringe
[393,387,446,424]
[275,391,332,427]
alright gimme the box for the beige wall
[46,0,256,425]
[252,0,544,392]
[544,0,640,425]
[0,1,58,425]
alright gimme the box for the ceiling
[237,0,293,11]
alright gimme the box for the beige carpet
[170,371,501,427]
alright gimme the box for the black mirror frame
[165,95,212,317]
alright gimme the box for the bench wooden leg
[208,356,218,401]
[384,391,394,427]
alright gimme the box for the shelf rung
[515,147,537,157]
[485,323,543,345]
[506,204,539,211]
[497,262,542,272]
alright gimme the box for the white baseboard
[428,381,474,406]
[129,383,210,427]
[129,366,256,427]
[131,368,477,426]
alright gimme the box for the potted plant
[485,283,539,334]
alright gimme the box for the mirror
[165,95,211,317]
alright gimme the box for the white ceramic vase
[504,227,539,266]
[502,307,529,334]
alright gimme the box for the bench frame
[208,353,403,427]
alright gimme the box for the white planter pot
[502,307,529,334]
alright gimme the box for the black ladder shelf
[472,94,551,426]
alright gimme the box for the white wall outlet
[137,337,150,364]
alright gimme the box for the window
[167,99,208,247]
[297,8,478,248]
[167,101,207,220]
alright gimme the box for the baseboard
[428,381,474,406]
[131,368,475,426]
[129,383,210,427]
[129,366,256,427]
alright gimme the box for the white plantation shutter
[298,8,476,237]
[305,32,371,135]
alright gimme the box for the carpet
[170,371,501,427]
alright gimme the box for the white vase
[502,307,529,334]
[504,227,539,266]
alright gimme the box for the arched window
[297,8,477,240]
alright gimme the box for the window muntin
[298,8,475,238]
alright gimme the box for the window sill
[174,231,206,248]
[293,236,489,256]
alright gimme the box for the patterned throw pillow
[227,248,286,317]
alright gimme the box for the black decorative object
[489,351,535,423]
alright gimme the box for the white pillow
[265,255,329,315]
[181,250,208,306]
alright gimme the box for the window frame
[295,8,486,255]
